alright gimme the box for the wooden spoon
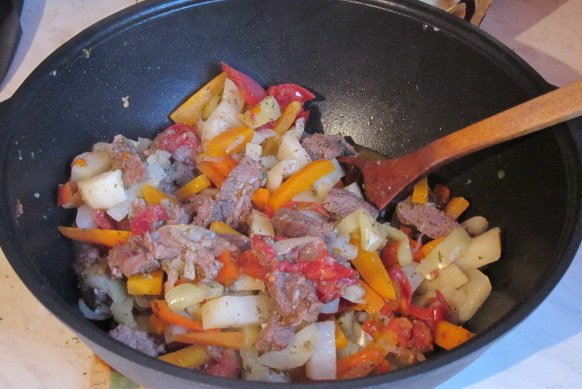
[339,79,582,210]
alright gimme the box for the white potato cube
[450,268,492,322]
[455,228,502,270]
[77,169,127,210]
[201,295,273,329]
[417,228,472,279]
[70,151,111,182]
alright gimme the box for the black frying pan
[1,1,581,388]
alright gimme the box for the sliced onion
[319,298,340,314]
[290,118,305,139]
[258,323,317,370]
[201,295,274,329]
[230,275,266,292]
[78,298,110,320]
[165,283,211,311]
[272,237,323,255]
[277,131,311,169]
[246,143,262,161]
[249,209,275,237]
[291,190,321,203]
[341,284,365,304]
[240,346,290,382]
[75,204,97,229]
[306,321,337,380]
[381,224,413,267]
[111,297,136,327]
[344,182,364,199]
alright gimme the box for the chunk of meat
[193,196,223,228]
[396,199,459,238]
[168,160,197,186]
[254,315,297,353]
[271,208,335,240]
[109,324,165,357]
[149,123,200,163]
[107,233,160,278]
[323,188,379,220]
[301,133,357,161]
[266,271,321,326]
[214,157,266,230]
[203,348,242,379]
[161,199,190,225]
[107,135,147,186]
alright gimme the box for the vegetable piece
[221,63,266,107]
[77,169,127,209]
[353,280,386,315]
[215,251,241,286]
[57,226,131,247]
[272,100,302,136]
[242,325,261,346]
[382,226,413,266]
[336,344,387,380]
[201,295,273,329]
[251,188,271,213]
[417,228,472,279]
[277,130,311,169]
[306,321,337,380]
[245,142,262,161]
[455,227,502,270]
[151,299,204,332]
[205,126,254,157]
[417,264,468,295]
[249,209,275,236]
[258,324,317,370]
[351,238,396,300]
[444,196,470,219]
[175,174,211,201]
[142,184,178,205]
[335,321,350,350]
[434,320,475,350]
[211,156,238,177]
[127,269,164,296]
[170,72,227,127]
[461,216,489,236]
[270,159,334,210]
[197,161,226,188]
[411,177,429,204]
[149,313,167,335]
[165,283,219,311]
[418,237,445,260]
[159,345,211,369]
[267,83,316,109]
[245,95,281,128]
[450,268,492,322]
[173,331,244,349]
[57,181,83,208]
[209,221,241,235]
[261,136,281,156]
[230,275,266,293]
[240,346,290,383]
[266,160,298,192]
[200,78,245,143]
[70,151,111,182]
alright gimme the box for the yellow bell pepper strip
[170,72,227,126]
[251,188,271,213]
[270,159,334,210]
[351,238,397,300]
[142,184,178,205]
[205,126,254,158]
[127,269,164,296]
[434,320,475,350]
[151,299,204,332]
[158,345,211,369]
[197,161,226,188]
[175,174,211,201]
[444,196,470,219]
[353,280,386,315]
[417,236,445,260]
[336,344,389,380]
[411,177,429,204]
[272,100,302,136]
[209,221,241,235]
[57,226,131,248]
[173,331,244,349]
[335,321,349,350]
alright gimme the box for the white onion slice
[258,324,317,370]
[272,237,323,255]
[306,321,337,380]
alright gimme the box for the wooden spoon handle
[412,79,582,171]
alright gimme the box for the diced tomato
[281,201,329,217]
[362,317,380,336]
[403,291,449,326]
[94,210,119,230]
[387,265,412,302]
[380,241,400,268]
[221,63,266,107]
[129,204,169,235]
[266,83,316,109]
[203,349,241,378]
[152,123,200,161]
[382,317,412,347]
[57,181,82,208]
[409,320,434,353]
[236,250,266,281]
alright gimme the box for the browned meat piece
[216,233,250,252]
[107,233,160,278]
[109,324,165,357]
[161,199,190,225]
[271,208,335,240]
[168,161,196,186]
[322,188,379,220]
[266,271,321,326]
[396,199,459,238]
[194,196,223,228]
[301,133,357,161]
[214,157,266,230]
[203,349,242,378]
[106,135,147,186]
[254,315,297,353]
[73,243,102,275]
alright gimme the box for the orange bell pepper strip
[411,177,429,204]
[57,181,83,208]
[351,238,397,300]
[444,196,470,219]
[150,299,204,332]
[215,251,240,286]
[417,236,445,260]
[211,156,238,177]
[170,72,227,127]
[434,320,475,350]
[209,221,241,235]
[173,331,244,349]
[158,345,211,369]
[272,100,301,136]
[57,226,131,247]
[251,188,271,213]
[175,174,211,201]
[149,313,167,336]
[142,184,178,205]
[270,159,334,210]
[197,161,226,188]
[127,269,164,296]
[205,126,254,158]
[336,344,388,379]
[353,280,386,315]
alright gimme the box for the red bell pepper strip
[266,83,316,109]
[221,63,266,107]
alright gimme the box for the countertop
[1,1,581,388]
